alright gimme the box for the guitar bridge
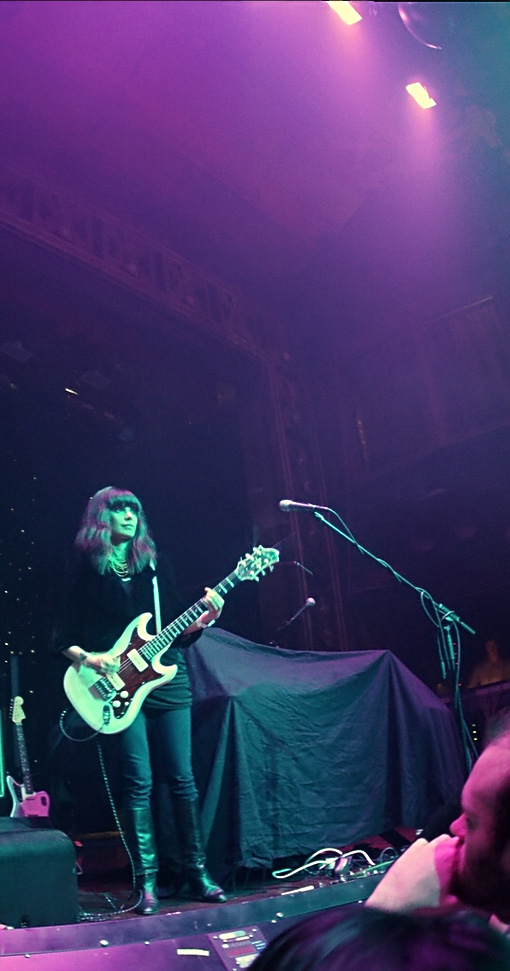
[95,678,116,701]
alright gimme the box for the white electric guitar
[7,696,51,819]
[64,545,279,735]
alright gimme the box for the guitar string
[97,555,274,685]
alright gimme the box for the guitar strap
[152,567,162,635]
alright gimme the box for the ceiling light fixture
[326,1,362,26]
[406,82,436,109]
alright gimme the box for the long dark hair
[74,486,157,574]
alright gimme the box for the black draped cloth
[187,630,466,880]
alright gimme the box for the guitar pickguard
[94,629,172,721]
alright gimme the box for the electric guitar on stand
[64,545,279,735]
[7,696,50,819]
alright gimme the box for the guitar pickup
[127,649,149,672]
[105,672,125,691]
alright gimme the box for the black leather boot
[173,797,227,903]
[123,806,159,915]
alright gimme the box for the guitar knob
[120,691,129,699]
[112,700,121,708]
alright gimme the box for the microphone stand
[313,511,474,635]
[311,508,476,771]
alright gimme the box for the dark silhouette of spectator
[251,903,510,971]
[366,730,510,924]
[467,637,510,688]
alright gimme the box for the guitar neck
[141,570,240,662]
[15,724,34,795]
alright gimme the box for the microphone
[291,560,314,577]
[275,597,316,634]
[279,499,330,512]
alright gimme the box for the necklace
[109,556,131,578]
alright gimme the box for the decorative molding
[0,161,263,358]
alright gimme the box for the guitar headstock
[11,696,25,725]
[235,546,279,582]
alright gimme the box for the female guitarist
[53,485,226,914]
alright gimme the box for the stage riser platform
[0,875,381,961]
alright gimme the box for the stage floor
[74,825,413,922]
[0,829,414,964]
[77,870,345,922]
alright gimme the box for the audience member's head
[483,707,510,748]
[251,904,510,971]
[485,638,503,663]
[449,733,510,920]
[467,634,510,688]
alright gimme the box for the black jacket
[53,553,201,709]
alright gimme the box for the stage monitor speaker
[0,818,79,928]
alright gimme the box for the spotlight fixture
[326,1,362,26]
[406,82,436,109]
